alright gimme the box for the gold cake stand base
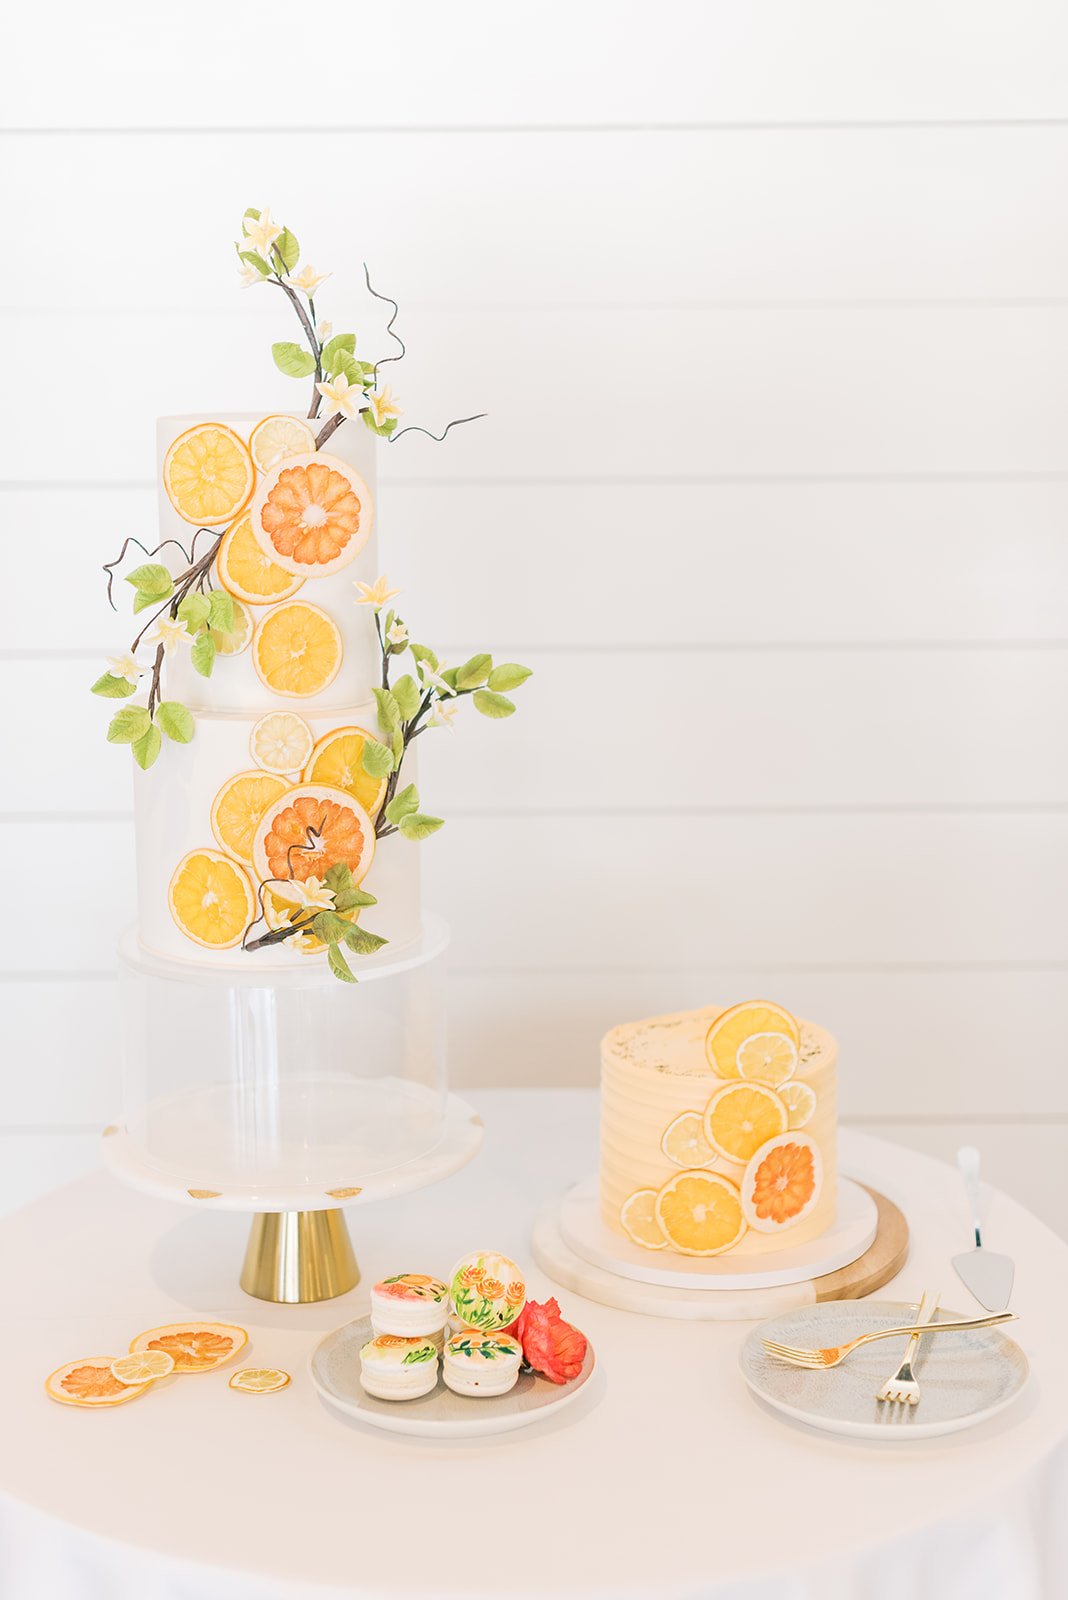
[240,1210,360,1304]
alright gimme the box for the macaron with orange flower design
[358,1333,440,1400]
[448,1250,527,1333]
[371,1273,449,1342]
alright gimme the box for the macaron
[370,1273,450,1339]
[448,1250,527,1332]
[358,1334,439,1401]
[443,1331,523,1398]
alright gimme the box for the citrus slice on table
[168,849,256,948]
[129,1322,248,1374]
[302,725,387,817]
[654,1170,746,1257]
[210,596,252,657]
[163,423,255,527]
[110,1349,176,1385]
[736,1031,798,1089]
[210,771,291,864]
[252,601,342,698]
[660,1111,718,1170]
[252,784,376,904]
[45,1357,151,1408]
[249,414,316,473]
[778,1081,817,1129]
[740,1132,823,1234]
[250,711,315,775]
[703,1081,788,1166]
[217,511,306,606]
[705,1001,800,1079]
[250,451,373,577]
[620,1188,668,1250]
[229,1366,291,1393]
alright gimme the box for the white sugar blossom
[386,621,408,647]
[287,876,336,913]
[366,385,402,428]
[316,319,333,341]
[420,658,455,697]
[284,264,331,297]
[431,698,459,731]
[243,206,282,257]
[145,616,191,655]
[106,652,141,684]
[354,576,401,610]
[315,372,364,421]
[237,262,263,289]
[288,930,318,953]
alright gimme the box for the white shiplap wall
[3,1,1067,1232]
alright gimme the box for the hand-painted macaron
[358,1334,439,1401]
[448,1250,526,1332]
[370,1273,449,1339]
[443,1331,523,1397]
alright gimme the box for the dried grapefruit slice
[250,451,373,577]
[129,1322,248,1374]
[168,849,256,948]
[705,1001,800,1079]
[779,1081,817,1129]
[620,1188,668,1250]
[252,784,376,904]
[660,1111,718,1170]
[250,711,315,775]
[703,1081,788,1166]
[654,1170,746,1257]
[110,1349,175,1385]
[249,414,316,473]
[252,600,342,698]
[229,1366,291,1393]
[210,770,291,865]
[741,1131,823,1234]
[218,511,305,606]
[163,423,255,527]
[302,725,387,817]
[46,1356,151,1408]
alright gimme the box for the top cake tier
[157,413,380,713]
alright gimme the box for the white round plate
[740,1300,1029,1440]
[309,1315,597,1438]
[559,1174,877,1290]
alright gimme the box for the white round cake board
[558,1174,877,1291]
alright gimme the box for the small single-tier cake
[371,1273,450,1341]
[601,1000,837,1259]
[358,1334,439,1400]
[442,1332,523,1397]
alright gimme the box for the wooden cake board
[532,1183,908,1322]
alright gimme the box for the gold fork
[763,1309,1016,1369]
[876,1288,940,1407]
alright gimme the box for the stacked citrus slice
[218,512,305,606]
[250,452,373,576]
[252,784,376,902]
[302,724,387,817]
[705,1000,800,1082]
[210,771,290,865]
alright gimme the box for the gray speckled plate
[741,1300,1029,1439]
[310,1315,597,1437]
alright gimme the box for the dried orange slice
[779,1081,817,1129]
[163,423,255,527]
[250,711,315,775]
[130,1321,248,1374]
[741,1132,823,1234]
[210,770,290,865]
[211,595,253,656]
[619,1188,668,1249]
[46,1356,151,1408]
[705,1001,800,1079]
[252,784,376,904]
[302,725,387,817]
[660,1111,718,1170]
[217,511,305,606]
[251,451,373,577]
[703,1081,788,1166]
[229,1366,291,1393]
[249,414,316,473]
[168,849,256,948]
[654,1170,746,1257]
[252,601,342,698]
[110,1349,175,1385]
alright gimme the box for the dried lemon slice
[705,1001,800,1079]
[779,1081,817,1129]
[110,1349,176,1385]
[660,1111,718,1170]
[229,1367,291,1393]
[250,711,315,776]
[619,1187,667,1250]
[249,414,316,473]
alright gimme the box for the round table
[2,1090,1066,1600]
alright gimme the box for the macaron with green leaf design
[358,1334,439,1401]
[448,1250,527,1333]
[443,1331,523,1397]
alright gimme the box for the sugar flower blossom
[316,319,333,341]
[419,658,455,697]
[243,206,282,257]
[145,616,191,655]
[284,265,331,298]
[366,385,402,429]
[316,372,365,421]
[237,262,264,289]
[431,698,459,731]
[354,576,401,610]
[106,652,141,684]
[285,875,336,913]
[386,620,408,647]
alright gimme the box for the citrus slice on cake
[736,1031,798,1088]
[110,1349,176,1385]
[660,1111,718,1170]
[249,414,316,473]
[252,784,376,904]
[45,1357,152,1408]
[168,849,256,948]
[252,601,342,698]
[705,1000,800,1079]
[703,1081,788,1165]
[210,770,291,865]
[250,711,315,775]
[778,1081,817,1129]
[229,1366,291,1393]
[129,1322,248,1374]
[217,512,306,606]
[740,1132,823,1234]
[654,1170,746,1257]
[620,1188,668,1250]
[210,596,252,656]
[163,423,255,527]
[262,888,357,953]
[250,451,373,577]
[302,725,387,817]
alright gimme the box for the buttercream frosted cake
[601,1001,837,1258]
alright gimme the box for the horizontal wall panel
[14,647,1068,815]
[4,307,1068,486]
[0,1134,100,1218]
[7,128,1068,311]
[6,481,1068,654]
[8,812,1068,974]
[0,981,121,1125]
[6,1,1068,128]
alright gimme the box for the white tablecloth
[1,1090,1066,1600]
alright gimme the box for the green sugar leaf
[208,590,235,634]
[190,633,216,678]
[391,728,404,767]
[385,784,420,825]
[409,643,439,670]
[126,563,173,599]
[398,813,445,842]
[455,653,492,690]
[90,672,136,699]
[488,663,533,692]
[311,911,350,946]
[361,737,394,779]
[132,589,165,614]
[323,862,354,894]
[156,701,194,744]
[237,249,270,276]
[371,687,400,736]
[177,592,211,634]
[242,207,261,230]
[131,723,162,770]
[343,926,388,955]
[362,411,398,438]
[473,689,516,719]
[274,227,300,272]
[332,350,364,386]
[328,943,357,983]
[332,887,376,913]
[272,341,317,379]
[107,705,152,745]
[320,333,356,376]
